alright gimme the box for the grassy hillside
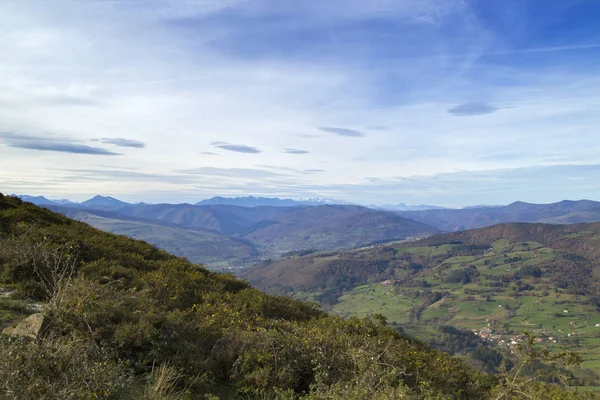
[0,194,525,399]
[1,194,593,398]
[243,222,600,388]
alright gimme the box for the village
[471,314,598,350]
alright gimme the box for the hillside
[400,200,600,231]
[3,193,588,399]
[95,203,437,251]
[242,205,437,257]
[243,222,600,387]
[40,202,437,262]
[20,195,600,265]
[52,207,259,267]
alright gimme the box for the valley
[16,194,600,385]
[36,197,438,268]
[20,195,600,271]
[243,222,600,385]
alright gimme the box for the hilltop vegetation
[244,222,600,388]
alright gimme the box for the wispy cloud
[52,168,198,184]
[482,43,600,57]
[295,133,323,139]
[255,164,303,173]
[200,151,218,155]
[2,0,600,205]
[447,102,499,116]
[0,132,120,155]
[11,142,120,155]
[101,137,146,148]
[319,127,366,137]
[176,167,285,179]
[210,141,261,154]
[283,148,309,154]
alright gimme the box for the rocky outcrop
[2,313,49,340]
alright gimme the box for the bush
[0,336,129,399]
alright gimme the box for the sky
[1,0,600,207]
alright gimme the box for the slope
[2,193,571,399]
[242,204,437,256]
[48,202,437,258]
[243,222,600,386]
[52,207,258,267]
[106,203,293,235]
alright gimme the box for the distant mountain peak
[16,195,57,206]
[297,197,352,205]
[376,203,445,211]
[196,196,352,207]
[81,195,130,207]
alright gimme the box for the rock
[1,313,49,340]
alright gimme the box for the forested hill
[242,221,600,388]
[244,221,600,295]
[0,193,590,398]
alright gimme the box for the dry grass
[140,363,186,400]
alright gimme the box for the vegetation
[49,202,436,266]
[243,222,600,389]
[56,207,259,268]
[0,194,593,398]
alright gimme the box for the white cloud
[1,0,600,205]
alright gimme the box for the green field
[243,225,600,389]
[318,238,600,386]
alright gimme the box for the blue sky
[1,0,600,207]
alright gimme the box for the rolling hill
[45,203,437,262]
[242,221,600,386]
[3,193,584,399]
[242,205,438,257]
[51,206,259,267]
[399,200,600,231]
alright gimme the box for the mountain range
[16,195,352,208]
[398,199,600,231]
[375,203,447,211]
[15,194,600,269]
[195,195,352,207]
[29,196,436,267]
